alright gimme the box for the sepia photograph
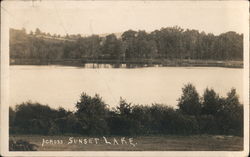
[0,0,249,156]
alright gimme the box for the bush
[198,115,218,134]
[108,100,142,135]
[13,102,57,134]
[9,107,16,134]
[216,102,243,136]
[9,139,38,151]
[64,114,83,134]
[168,112,199,135]
[108,115,137,135]
[131,105,152,134]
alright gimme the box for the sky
[1,1,248,36]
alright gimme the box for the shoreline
[10,59,243,68]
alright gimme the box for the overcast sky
[1,1,248,36]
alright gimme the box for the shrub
[9,139,38,151]
[131,105,152,134]
[198,115,218,134]
[216,99,243,136]
[167,112,199,135]
[13,101,57,134]
[64,114,83,134]
[9,107,16,134]
[108,100,142,135]
[107,115,138,135]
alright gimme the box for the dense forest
[10,27,243,66]
[10,84,243,136]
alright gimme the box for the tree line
[9,84,243,136]
[10,26,243,63]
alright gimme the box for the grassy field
[10,134,243,151]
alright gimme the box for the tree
[117,98,132,116]
[216,88,243,135]
[29,31,34,35]
[178,83,201,116]
[201,88,221,115]
[75,93,109,135]
[224,88,241,108]
[9,27,243,64]
[121,30,137,59]
[102,34,122,59]
[109,98,137,135]
[35,28,41,35]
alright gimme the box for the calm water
[10,65,243,110]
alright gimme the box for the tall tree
[178,83,201,116]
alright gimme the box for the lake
[10,65,243,110]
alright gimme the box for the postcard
[1,0,249,156]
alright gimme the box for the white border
[1,1,249,157]
[1,1,10,156]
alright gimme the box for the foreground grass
[10,134,243,151]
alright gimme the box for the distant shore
[10,58,243,68]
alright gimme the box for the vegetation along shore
[9,84,243,151]
[10,26,243,68]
